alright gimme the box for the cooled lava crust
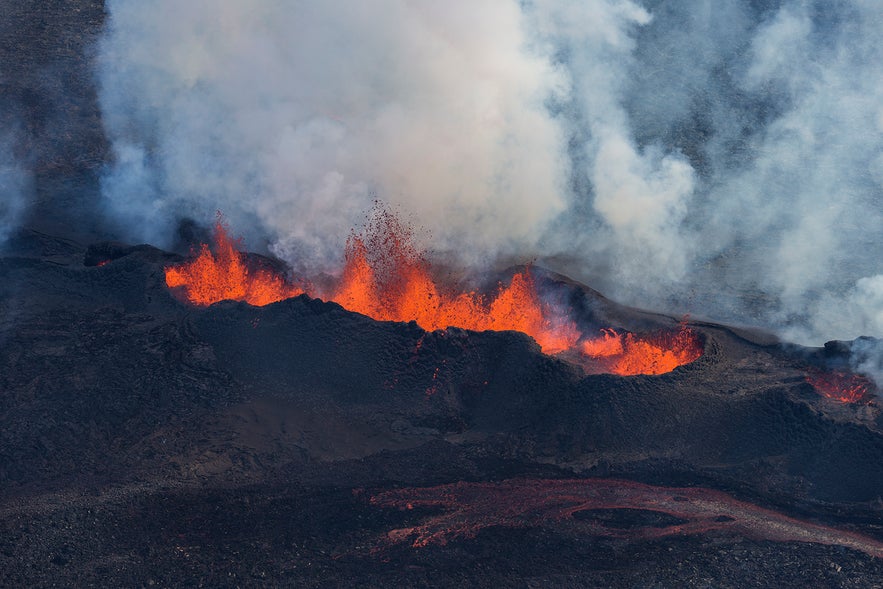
[3,232,883,587]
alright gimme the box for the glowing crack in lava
[806,369,874,404]
[164,212,702,373]
[369,478,883,558]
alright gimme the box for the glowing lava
[806,369,874,404]
[164,212,703,373]
[330,211,579,354]
[369,478,883,558]
[579,325,703,376]
[165,216,303,306]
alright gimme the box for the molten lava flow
[165,217,303,306]
[369,478,883,557]
[806,369,874,404]
[579,325,702,376]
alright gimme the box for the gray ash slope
[3,232,883,587]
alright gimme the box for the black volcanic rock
[3,233,883,586]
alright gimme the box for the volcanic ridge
[3,223,883,587]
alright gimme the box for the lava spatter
[328,210,579,354]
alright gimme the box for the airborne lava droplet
[164,210,703,375]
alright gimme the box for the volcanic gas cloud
[164,211,703,376]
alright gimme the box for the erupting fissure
[164,212,702,375]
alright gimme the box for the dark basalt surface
[3,233,883,587]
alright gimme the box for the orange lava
[164,211,702,373]
[330,211,578,354]
[579,325,703,376]
[165,216,303,306]
[806,369,874,404]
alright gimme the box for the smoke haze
[0,130,28,246]
[96,0,883,347]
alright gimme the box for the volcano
[5,2,883,587]
[3,229,883,587]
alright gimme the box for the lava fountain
[164,211,703,374]
[165,216,304,306]
[330,210,579,354]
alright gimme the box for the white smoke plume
[97,0,883,353]
[98,0,569,271]
[528,0,696,293]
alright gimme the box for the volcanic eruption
[7,2,883,587]
[164,210,703,375]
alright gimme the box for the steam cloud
[97,0,883,350]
